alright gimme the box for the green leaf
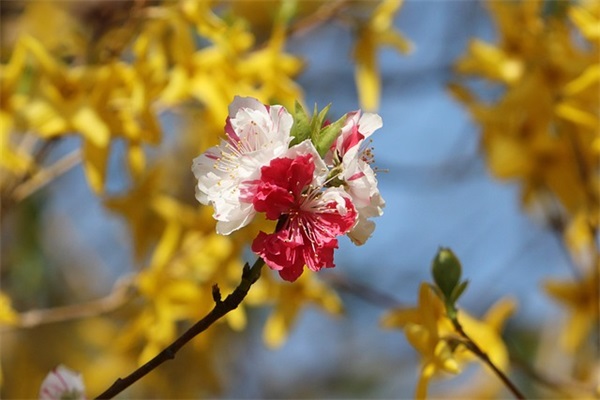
[290,100,311,146]
[450,280,469,304]
[309,103,330,139]
[315,113,346,157]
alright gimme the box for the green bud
[432,247,462,302]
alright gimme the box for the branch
[451,317,526,400]
[287,0,349,37]
[94,256,265,399]
[11,149,82,202]
[324,272,405,309]
[1,278,134,332]
[1,137,62,217]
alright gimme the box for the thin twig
[287,0,349,37]
[95,256,266,399]
[1,137,64,219]
[1,277,134,332]
[11,149,82,202]
[324,272,405,309]
[451,317,527,400]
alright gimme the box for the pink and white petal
[285,140,329,185]
[228,97,293,148]
[358,112,383,138]
[39,365,86,400]
[317,187,355,217]
[348,214,376,246]
[214,202,257,235]
[343,160,378,208]
[228,95,266,116]
[335,111,361,151]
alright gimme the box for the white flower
[39,365,86,400]
[192,96,293,235]
[328,110,385,245]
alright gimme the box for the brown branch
[94,256,265,399]
[287,0,349,37]
[1,137,61,217]
[324,272,405,309]
[1,277,134,332]
[451,317,527,400]
[11,149,82,202]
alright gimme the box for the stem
[11,149,81,202]
[1,277,133,332]
[287,0,349,36]
[324,272,404,308]
[94,256,265,399]
[1,138,61,217]
[451,317,526,400]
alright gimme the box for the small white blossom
[39,365,86,400]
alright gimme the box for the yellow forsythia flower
[0,292,19,326]
[545,271,599,353]
[353,0,411,111]
[382,283,516,399]
[450,0,599,242]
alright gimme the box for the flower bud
[432,247,462,302]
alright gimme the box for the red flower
[251,145,357,281]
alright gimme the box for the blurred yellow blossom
[5,35,162,193]
[119,203,247,364]
[15,1,84,59]
[261,273,344,349]
[353,0,411,111]
[570,1,600,42]
[19,36,109,143]
[450,5,599,393]
[0,38,31,179]
[104,168,167,261]
[564,211,597,270]
[450,0,599,277]
[0,292,19,326]
[545,271,599,353]
[238,23,304,106]
[382,283,516,398]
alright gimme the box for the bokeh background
[1,0,597,398]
